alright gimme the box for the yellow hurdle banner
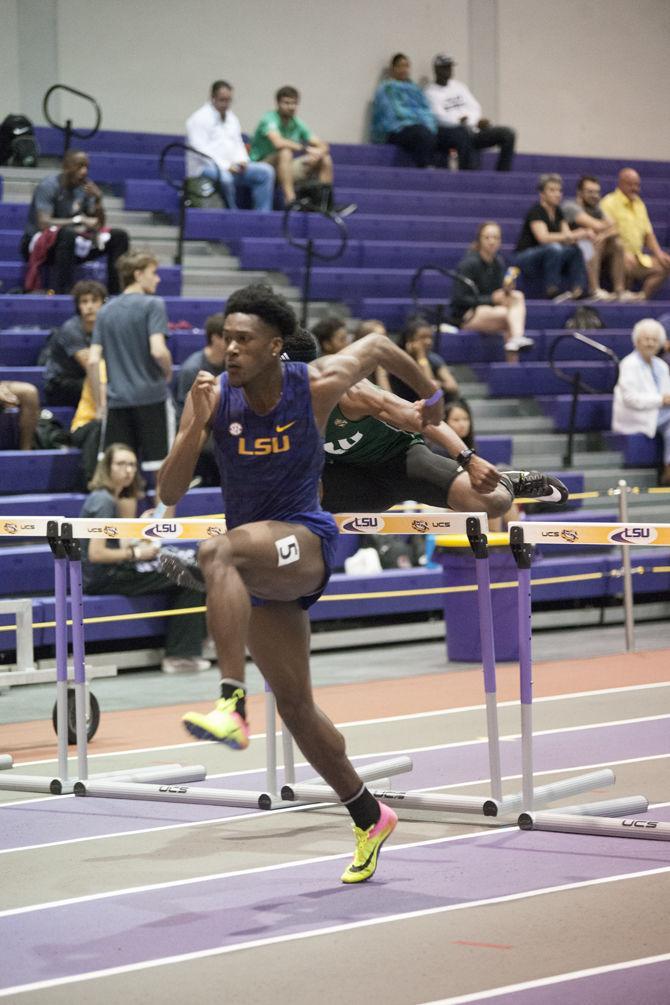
[508,520,670,548]
[0,512,487,541]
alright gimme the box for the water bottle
[503,266,520,289]
[447,149,459,172]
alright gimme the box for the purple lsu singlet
[211,361,331,531]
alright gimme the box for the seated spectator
[354,319,392,391]
[562,176,629,301]
[43,280,107,406]
[185,80,275,212]
[371,53,471,169]
[450,221,532,361]
[389,316,459,401]
[0,380,39,450]
[20,150,128,294]
[175,312,226,486]
[249,86,335,208]
[87,250,174,472]
[424,54,516,171]
[600,168,670,300]
[313,316,350,355]
[612,319,670,486]
[80,443,209,673]
[514,173,589,300]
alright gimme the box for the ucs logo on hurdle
[143,521,184,539]
[608,526,658,545]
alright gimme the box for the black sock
[220,680,246,720]
[343,786,381,830]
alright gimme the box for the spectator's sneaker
[505,334,534,351]
[182,690,250,749]
[502,470,569,505]
[162,657,211,674]
[159,549,206,593]
[341,802,398,884]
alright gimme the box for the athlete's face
[223,312,283,385]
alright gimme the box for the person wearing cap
[424,55,516,171]
[371,53,471,169]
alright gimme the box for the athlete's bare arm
[309,333,443,430]
[340,381,500,493]
[158,371,220,505]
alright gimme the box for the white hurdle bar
[507,520,667,840]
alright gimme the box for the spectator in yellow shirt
[600,168,670,300]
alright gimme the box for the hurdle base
[282,782,500,817]
[499,768,616,815]
[0,754,13,770]
[519,809,670,841]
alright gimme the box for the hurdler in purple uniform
[158,283,443,884]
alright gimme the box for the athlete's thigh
[401,443,459,508]
[227,520,326,601]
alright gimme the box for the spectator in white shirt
[185,81,275,211]
[424,55,516,171]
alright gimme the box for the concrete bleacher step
[469,398,533,419]
[514,450,625,471]
[475,415,556,434]
[509,431,597,457]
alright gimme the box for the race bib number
[275,534,300,566]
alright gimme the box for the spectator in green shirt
[249,85,333,206]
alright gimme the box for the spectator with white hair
[612,318,670,485]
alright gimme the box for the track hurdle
[508,519,668,841]
[0,511,507,820]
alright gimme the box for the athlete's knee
[198,537,232,580]
[479,483,514,518]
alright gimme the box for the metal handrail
[410,264,478,329]
[42,85,102,157]
[282,202,350,328]
[547,331,620,468]
[159,141,219,266]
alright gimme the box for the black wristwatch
[456,448,476,468]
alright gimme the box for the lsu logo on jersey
[238,422,295,456]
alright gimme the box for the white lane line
[420,951,670,1004]
[0,746,668,858]
[1,867,669,999]
[9,679,670,769]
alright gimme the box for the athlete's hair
[88,443,145,497]
[276,85,299,103]
[312,316,347,351]
[204,312,225,345]
[281,327,318,363]
[71,280,107,312]
[223,283,297,341]
[444,399,475,450]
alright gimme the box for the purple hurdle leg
[68,555,88,781]
[467,517,503,804]
[54,555,70,783]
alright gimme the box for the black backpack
[0,114,39,167]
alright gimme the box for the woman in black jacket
[450,221,533,361]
